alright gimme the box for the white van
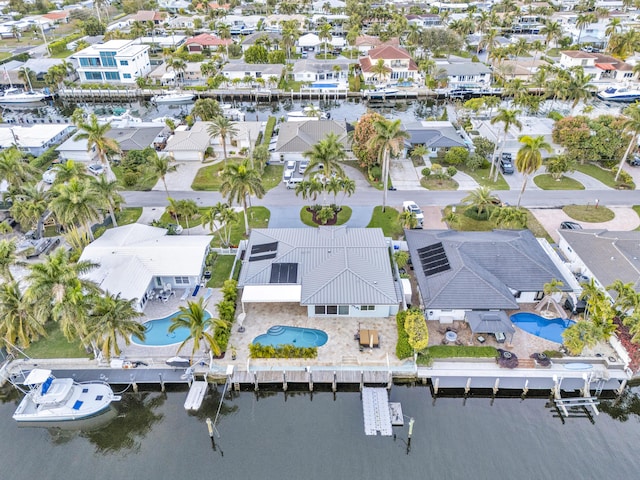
[286,177,303,189]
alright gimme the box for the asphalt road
[122,187,640,209]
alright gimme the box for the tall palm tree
[0,282,46,350]
[318,23,332,57]
[146,152,177,197]
[169,298,229,360]
[53,159,89,184]
[191,98,223,121]
[515,135,552,207]
[540,20,562,48]
[201,202,237,247]
[18,67,35,91]
[607,280,640,313]
[91,174,123,228]
[176,199,198,233]
[86,292,145,360]
[462,186,499,217]
[370,119,409,211]
[303,132,347,178]
[73,114,121,169]
[565,67,596,115]
[50,177,101,241]
[220,159,265,236]
[0,239,23,282]
[615,103,640,181]
[371,59,390,85]
[168,57,187,86]
[208,115,238,163]
[489,108,522,181]
[0,147,35,187]
[8,183,48,234]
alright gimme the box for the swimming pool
[132,310,211,347]
[253,326,328,348]
[510,313,575,344]
[310,83,338,88]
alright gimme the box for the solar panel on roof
[269,263,298,283]
[417,242,451,277]
[248,252,277,262]
[251,242,278,255]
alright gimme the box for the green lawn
[634,206,640,231]
[420,176,459,190]
[300,206,352,227]
[226,206,270,246]
[262,164,284,191]
[279,79,308,92]
[191,162,230,191]
[417,345,497,366]
[574,163,635,190]
[206,255,236,288]
[160,207,209,228]
[562,204,615,223]
[367,206,404,239]
[458,166,509,190]
[342,160,384,190]
[116,207,142,225]
[533,174,585,190]
[111,166,158,191]
[0,52,11,61]
[24,322,89,359]
[49,50,73,59]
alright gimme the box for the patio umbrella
[237,312,246,332]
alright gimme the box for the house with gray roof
[240,32,282,52]
[238,226,401,317]
[291,59,349,83]
[438,61,491,89]
[163,122,211,162]
[558,229,640,297]
[403,120,468,158]
[221,62,284,81]
[272,119,350,163]
[405,229,572,324]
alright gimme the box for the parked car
[88,164,104,175]
[560,221,582,230]
[402,201,424,228]
[283,168,294,183]
[298,160,309,174]
[499,157,514,174]
[42,168,57,184]
[284,160,296,172]
[628,154,640,166]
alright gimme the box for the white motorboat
[12,369,120,423]
[151,91,195,104]
[287,106,328,121]
[597,86,640,102]
[366,87,400,98]
[0,87,46,104]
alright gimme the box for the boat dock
[184,379,209,411]
[362,387,393,436]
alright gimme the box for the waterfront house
[163,122,211,162]
[438,61,492,89]
[79,224,211,312]
[473,116,560,157]
[271,120,350,163]
[0,124,74,156]
[221,62,284,82]
[210,121,263,156]
[240,32,282,52]
[291,59,349,83]
[558,229,640,297]
[559,51,637,83]
[238,226,401,317]
[405,229,573,324]
[403,121,469,158]
[72,39,151,84]
[184,33,232,53]
[148,61,207,86]
[359,45,418,84]
[354,35,399,54]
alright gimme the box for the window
[123,73,132,79]
[361,305,375,311]
[338,305,349,315]
[120,60,129,66]
[315,305,349,315]
[99,51,117,67]
[327,305,338,315]
[315,305,325,315]
[85,71,102,80]
[80,57,101,67]
[175,276,189,284]
[104,71,120,80]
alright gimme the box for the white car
[42,169,57,184]
[88,164,104,175]
[283,168,294,183]
[298,160,309,174]
[402,201,424,228]
[284,160,296,171]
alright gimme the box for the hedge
[249,343,318,358]
[262,116,276,145]
[426,345,498,358]
[395,311,413,359]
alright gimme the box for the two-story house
[72,40,151,84]
[560,50,636,84]
[184,33,232,53]
[359,45,418,84]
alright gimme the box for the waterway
[1,383,639,479]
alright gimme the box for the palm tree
[191,98,223,121]
[220,159,265,236]
[370,119,409,211]
[18,67,35,91]
[462,186,499,217]
[53,159,89,184]
[9,183,48,234]
[576,13,597,45]
[0,147,36,187]
[565,67,596,114]
[168,57,187,86]
[399,210,418,229]
[490,108,522,181]
[0,238,23,282]
[540,20,562,48]
[176,199,198,233]
[74,114,121,169]
[201,202,237,247]
[490,205,527,228]
[169,298,229,360]
[303,132,347,178]
[615,103,640,181]
[318,23,332,57]
[541,278,565,314]
[208,115,239,163]
[0,282,46,350]
[50,178,101,241]
[607,280,640,313]
[91,174,123,228]
[515,135,552,207]
[146,152,177,197]
[294,178,324,203]
[371,59,390,85]
[86,292,145,360]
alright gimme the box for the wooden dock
[230,368,392,391]
[362,387,393,436]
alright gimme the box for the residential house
[405,229,573,325]
[221,62,283,81]
[473,116,561,156]
[406,14,442,28]
[163,122,211,162]
[184,33,232,53]
[558,229,640,297]
[403,121,469,158]
[149,61,207,86]
[494,58,550,82]
[291,59,349,83]
[131,10,166,25]
[79,224,211,312]
[0,124,74,156]
[240,32,282,52]
[271,120,350,163]
[157,0,191,12]
[312,0,345,13]
[354,35,399,54]
[438,61,491,89]
[263,14,306,31]
[42,10,70,24]
[72,39,151,84]
[210,121,263,156]
[359,45,418,83]
[559,50,636,83]
[238,227,401,318]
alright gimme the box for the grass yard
[116,207,143,225]
[206,255,236,288]
[574,163,635,190]
[160,207,209,228]
[533,174,585,190]
[458,165,509,190]
[367,206,404,239]
[25,322,89,359]
[563,204,615,223]
[300,205,352,227]
[191,158,253,191]
[420,176,459,190]
[226,206,270,246]
[111,166,158,191]
[262,164,284,191]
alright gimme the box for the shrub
[214,325,231,353]
[262,116,276,144]
[369,165,382,181]
[421,167,431,177]
[249,343,318,358]
[548,111,563,121]
[222,279,238,303]
[123,172,138,187]
[216,300,236,323]
[543,349,564,358]
[446,166,457,177]
[395,311,413,359]
[465,153,485,171]
[444,146,469,166]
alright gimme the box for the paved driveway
[153,160,210,192]
[529,207,640,243]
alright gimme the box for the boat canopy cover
[23,369,53,385]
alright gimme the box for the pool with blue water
[132,310,211,346]
[510,312,575,344]
[253,325,328,348]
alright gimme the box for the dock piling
[464,377,471,395]
[493,378,500,395]
[433,377,439,395]
[282,371,287,392]
[254,371,259,391]
[332,371,337,392]
[360,371,364,392]
[308,367,313,392]
[159,373,165,392]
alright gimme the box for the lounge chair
[203,288,213,302]
[180,288,190,301]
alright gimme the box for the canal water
[1,383,639,479]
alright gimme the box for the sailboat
[0,67,46,104]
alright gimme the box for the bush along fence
[249,343,318,359]
[214,279,238,355]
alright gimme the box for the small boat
[287,106,327,121]
[597,86,640,102]
[12,369,120,423]
[0,87,46,104]
[96,109,142,125]
[151,91,195,104]
[366,87,400,98]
